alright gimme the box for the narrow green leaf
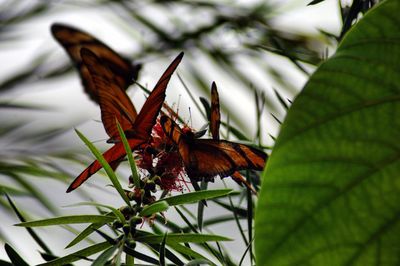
[213,199,248,217]
[66,222,106,248]
[64,202,125,223]
[246,173,254,264]
[159,233,167,266]
[5,193,52,254]
[226,187,248,247]
[159,189,232,206]
[123,245,160,264]
[0,185,28,196]
[75,129,131,207]
[92,244,118,266]
[181,215,245,232]
[126,252,134,266]
[185,259,214,266]
[139,201,169,217]
[197,181,208,231]
[169,243,215,265]
[4,244,29,266]
[0,259,13,265]
[307,0,324,6]
[136,233,231,244]
[116,120,141,188]
[15,215,115,227]
[37,241,111,266]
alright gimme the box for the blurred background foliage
[0,0,377,264]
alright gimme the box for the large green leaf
[255,1,400,265]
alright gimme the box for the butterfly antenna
[188,107,193,128]
[176,94,181,120]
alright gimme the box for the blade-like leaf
[256,1,400,265]
[65,221,107,248]
[5,194,52,255]
[4,244,29,266]
[37,241,111,266]
[64,202,125,223]
[15,215,115,227]
[136,233,231,244]
[158,189,232,206]
[116,120,141,188]
[307,0,324,6]
[75,129,131,207]
[168,243,215,265]
[92,244,118,266]
[139,201,169,217]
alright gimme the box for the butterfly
[51,23,141,104]
[66,49,184,192]
[160,113,267,181]
[208,82,258,192]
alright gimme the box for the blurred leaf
[0,259,13,266]
[92,244,118,266]
[15,214,115,227]
[273,88,289,110]
[136,233,231,244]
[0,102,50,110]
[158,189,232,206]
[159,233,167,266]
[185,259,214,266]
[181,215,246,233]
[5,194,52,255]
[256,1,400,265]
[213,199,248,217]
[340,0,377,39]
[169,243,215,265]
[65,221,107,249]
[4,244,29,266]
[308,0,325,5]
[0,185,28,196]
[6,173,58,214]
[37,241,111,266]
[123,245,159,265]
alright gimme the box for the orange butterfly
[208,82,258,193]
[160,114,266,181]
[210,82,221,141]
[51,23,141,104]
[66,49,184,192]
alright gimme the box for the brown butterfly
[66,49,183,192]
[51,23,141,104]
[160,114,267,181]
[209,82,257,193]
[210,82,221,141]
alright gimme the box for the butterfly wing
[127,52,184,141]
[80,48,137,141]
[51,23,141,102]
[210,82,220,140]
[66,139,143,193]
[67,52,184,192]
[186,139,266,179]
[160,115,266,179]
